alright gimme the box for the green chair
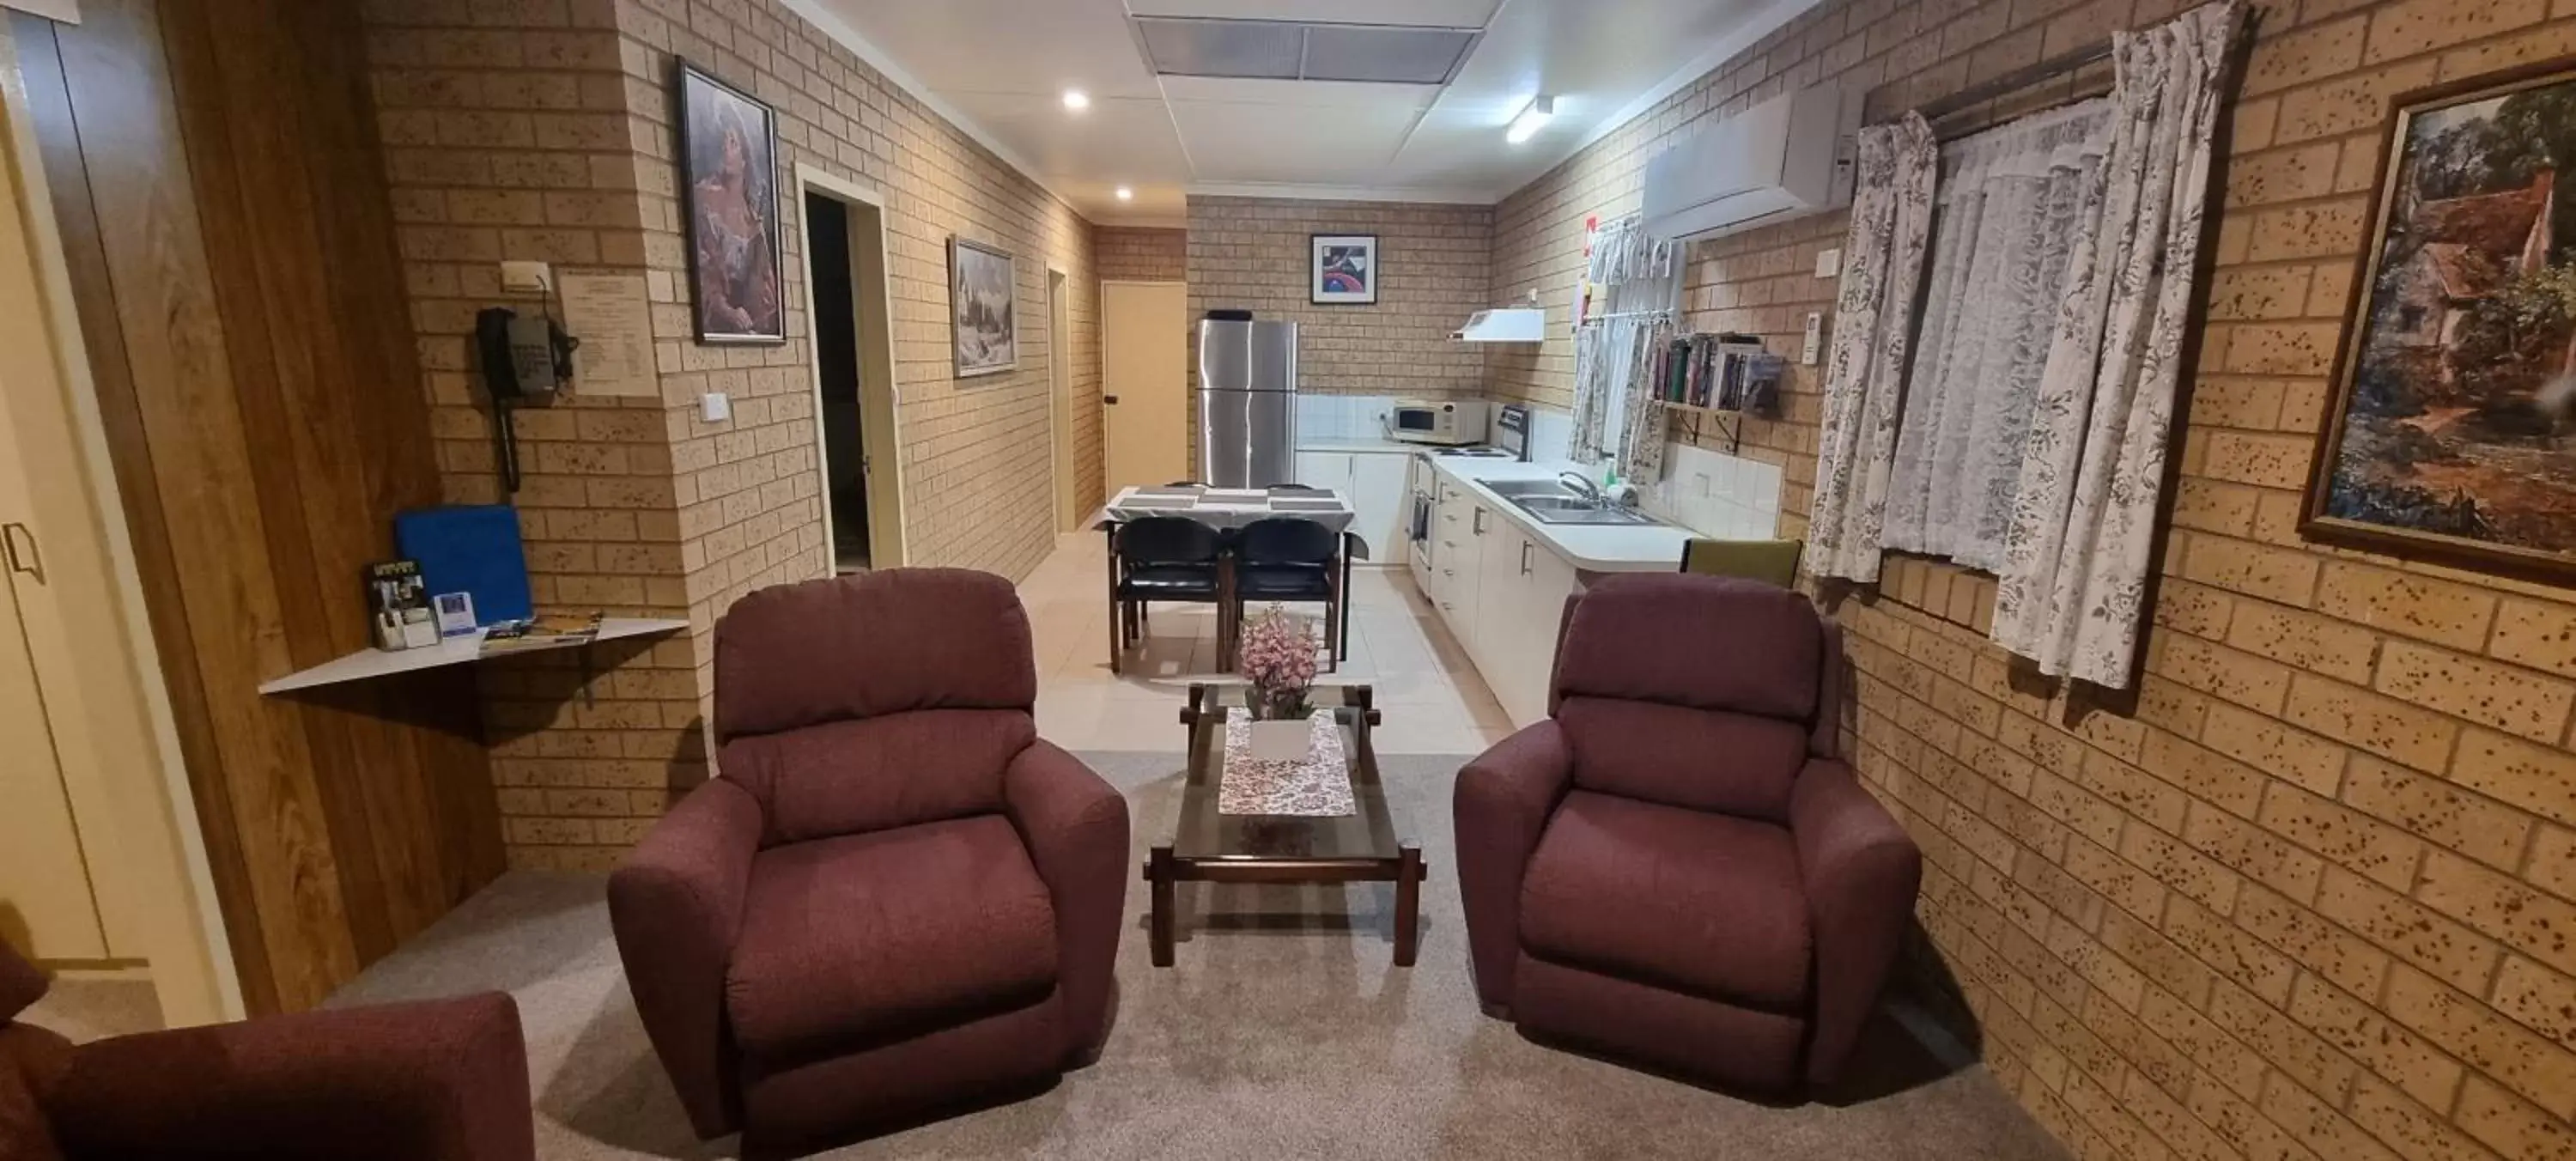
[1678,538,1803,588]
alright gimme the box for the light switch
[1801,312,1824,365]
[501,260,553,294]
[701,392,731,422]
[1814,248,1842,280]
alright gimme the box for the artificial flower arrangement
[1235,605,1320,759]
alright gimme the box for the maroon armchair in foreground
[1454,574,1921,1093]
[0,941,532,1161]
[611,568,1129,1157]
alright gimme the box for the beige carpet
[329,752,2070,1160]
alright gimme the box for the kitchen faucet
[1557,471,1606,508]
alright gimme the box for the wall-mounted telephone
[475,307,579,494]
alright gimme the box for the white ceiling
[789,0,1822,225]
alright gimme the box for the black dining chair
[1227,517,1344,672]
[1109,516,1227,675]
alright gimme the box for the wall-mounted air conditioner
[1641,83,1856,244]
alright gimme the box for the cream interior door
[1101,281,1188,494]
[0,506,107,960]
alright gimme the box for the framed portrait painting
[675,61,786,344]
[1312,234,1378,305]
[2302,58,2576,583]
[950,237,1018,378]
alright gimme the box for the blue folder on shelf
[395,505,532,629]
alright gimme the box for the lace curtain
[1569,216,1679,478]
[1992,0,2243,687]
[1882,100,2115,570]
[1807,113,1938,582]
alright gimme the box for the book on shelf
[478,611,605,657]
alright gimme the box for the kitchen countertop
[1422,455,1701,573]
[1295,435,1423,454]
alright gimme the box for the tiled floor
[1020,533,1516,755]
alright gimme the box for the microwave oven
[1386,399,1490,447]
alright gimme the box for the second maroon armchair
[1454,574,1921,1093]
[611,569,1129,1157]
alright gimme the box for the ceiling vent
[1133,17,1479,85]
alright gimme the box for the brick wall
[1096,225,1186,282]
[366,0,703,871]
[611,0,1098,599]
[365,0,1101,869]
[1498,2,2576,1160]
[1187,196,1492,398]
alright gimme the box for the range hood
[1451,308,1544,343]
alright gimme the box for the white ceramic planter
[1247,719,1311,762]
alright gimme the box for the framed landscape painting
[2303,59,2576,582]
[1311,234,1378,305]
[950,236,1017,378]
[675,61,785,344]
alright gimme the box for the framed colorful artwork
[1311,234,1378,305]
[2303,58,2576,583]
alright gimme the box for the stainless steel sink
[1482,479,1582,499]
[1471,477,1662,526]
[1508,495,1662,526]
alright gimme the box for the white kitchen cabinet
[1503,538,1580,726]
[1347,452,1410,567]
[1294,449,1409,568]
[1293,450,1347,492]
[1409,465,1587,730]
[1468,503,1517,677]
[1431,486,1481,643]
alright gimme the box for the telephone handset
[474,307,579,493]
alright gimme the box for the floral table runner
[1218,708,1354,816]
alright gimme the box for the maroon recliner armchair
[0,941,532,1160]
[1454,574,1921,1092]
[611,568,1129,1156]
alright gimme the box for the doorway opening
[795,167,906,574]
[805,191,866,572]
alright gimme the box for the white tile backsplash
[1301,396,1774,540]
[1295,394,1404,443]
[1495,403,1778,540]
[1637,441,1782,541]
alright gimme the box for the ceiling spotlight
[1115,185,1135,202]
[1061,88,1091,112]
[1507,95,1556,144]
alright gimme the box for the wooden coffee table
[1145,683,1425,967]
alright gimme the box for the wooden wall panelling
[20,0,501,1012]
[158,0,411,961]
[20,0,349,1012]
[9,11,277,1014]
[155,0,501,959]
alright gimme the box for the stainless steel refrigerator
[1195,316,1297,488]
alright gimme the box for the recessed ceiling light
[1061,88,1091,112]
[1507,95,1556,145]
[1115,186,1134,202]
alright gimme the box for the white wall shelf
[256,617,689,695]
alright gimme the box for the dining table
[1091,484,1366,663]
